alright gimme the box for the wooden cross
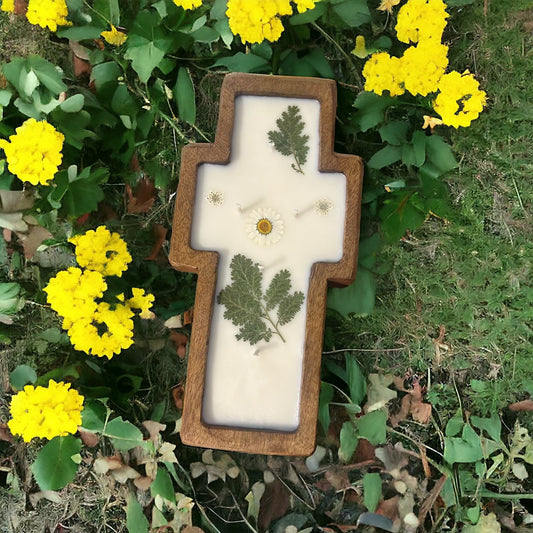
[170,73,363,456]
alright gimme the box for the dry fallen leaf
[172,384,184,410]
[142,420,166,443]
[110,465,141,484]
[126,176,156,214]
[509,399,533,411]
[145,223,167,261]
[78,428,99,447]
[134,476,153,491]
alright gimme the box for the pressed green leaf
[229,254,263,298]
[277,291,305,326]
[126,492,149,533]
[268,105,309,174]
[10,364,37,390]
[265,270,291,311]
[150,467,176,504]
[174,67,196,124]
[104,417,144,451]
[363,473,382,512]
[367,145,402,169]
[327,267,377,317]
[236,316,272,345]
[355,409,387,445]
[31,435,82,491]
[339,421,358,463]
[319,382,334,435]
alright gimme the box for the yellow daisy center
[257,218,273,235]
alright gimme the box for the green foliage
[9,364,37,390]
[0,282,24,323]
[268,105,310,174]
[363,472,382,512]
[31,435,82,491]
[217,254,304,345]
[126,492,150,533]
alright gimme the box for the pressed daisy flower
[246,207,284,247]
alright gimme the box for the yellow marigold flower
[128,288,155,319]
[68,302,134,359]
[26,0,71,31]
[1,0,14,13]
[173,0,202,8]
[363,52,405,97]
[44,267,107,330]
[101,25,127,46]
[395,0,449,44]
[0,118,64,186]
[226,0,292,44]
[401,41,448,96]
[378,0,400,14]
[8,380,83,442]
[70,226,132,278]
[294,0,316,13]
[433,70,486,128]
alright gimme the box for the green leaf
[57,25,105,40]
[104,417,144,451]
[471,414,502,442]
[332,0,371,27]
[31,435,82,490]
[327,267,377,317]
[424,135,457,175]
[90,61,121,92]
[111,84,137,117]
[355,409,387,445]
[10,364,37,390]
[218,254,304,345]
[59,94,85,113]
[444,424,484,464]
[268,105,309,174]
[212,52,271,73]
[367,145,402,169]
[126,492,149,533]
[0,89,11,107]
[0,282,23,315]
[277,291,305,326]
[289,1,327,24]
[27,56,67,94]
[265,270,291,311]
[151,467,176,504]
[319,382,334,434]
[339,421,358,462]
[378,121,408,146]
[353,92,395,132]
[174,67,196,124]
[61,174,105,216]
[380,192,426,241]
[345,354,366,405]
[81,400,107,433]
[363,473,382,512]
[125,11,174,84]
[214,18,233,47]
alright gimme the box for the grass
[327,0,533,421]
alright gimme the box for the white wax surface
[190,95,346,431]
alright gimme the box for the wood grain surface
[169,73,363,456]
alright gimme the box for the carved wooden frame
[169,73,363,456]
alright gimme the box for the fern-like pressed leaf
[267,105,309,174]
[265,269,291,311]
[277,291,305,326]
[217,254,305,345]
